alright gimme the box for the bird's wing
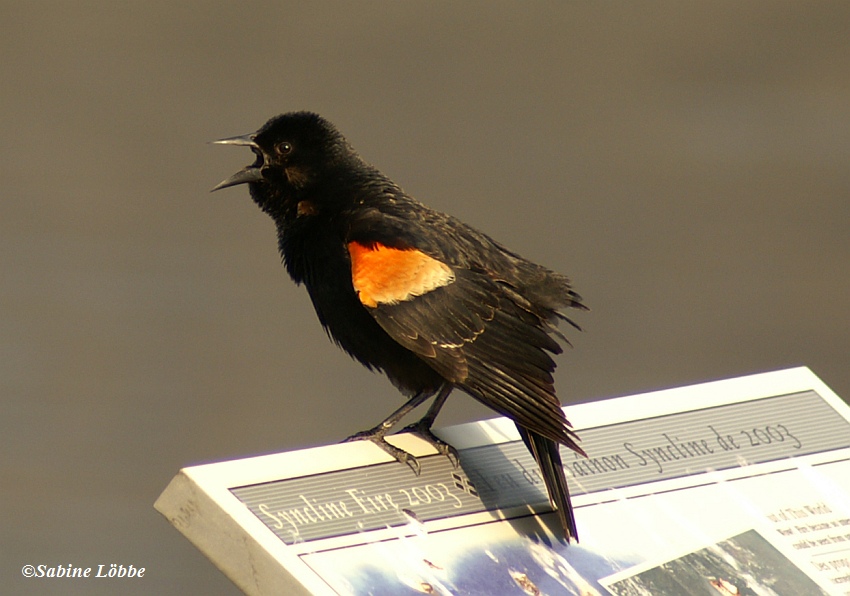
[345,236,581,450]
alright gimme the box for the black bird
[213,112,587,540]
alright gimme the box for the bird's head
[212,111,353,216]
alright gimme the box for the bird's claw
[402,421,460,469]
[399,450,422,476]
[342,429,379,443]
[342,427,422,475]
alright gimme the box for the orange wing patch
[348,242,455,308]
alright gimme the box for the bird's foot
[401,419,460,469]
[343,426,421,475]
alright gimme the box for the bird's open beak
[213,133,258,148]
[211,134,264,192]
[211,166,264,192]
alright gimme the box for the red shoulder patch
[348,242,455,308]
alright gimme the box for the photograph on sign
[601,529,829,596]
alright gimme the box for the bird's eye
[276,141,293,155]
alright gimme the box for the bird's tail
[518,426,578,542]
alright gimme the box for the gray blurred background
[3,2,849,594]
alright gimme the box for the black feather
[215,111,587,540]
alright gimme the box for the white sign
[155,367,850,595]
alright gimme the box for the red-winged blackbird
[213,112,587,541]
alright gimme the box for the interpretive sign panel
[156,367,850,595]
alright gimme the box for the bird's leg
[342,390,432,475]
[401,384,460,468]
